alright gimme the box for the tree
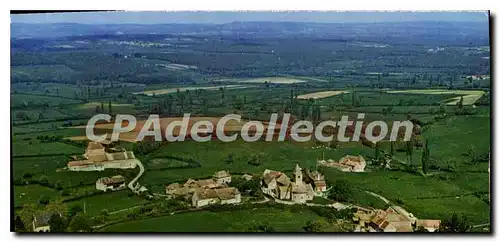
[68,205,83,217]
[351,90,357,107]
[108,100,112,115]
[68,214,92,232]
[247,222,275,232]
[328,179,352,202]
[468,145,477,164]
[405,140,414,165]
[421,139,430,174]
[39,196,50,205]
[301,105,309,120]
[15,111,29,121]
[14,215,25,232]
[35,112,44,122]
[439,213,471,232]
[312,105,321,124]
[457,96,464,110]
[219,87,225,106]
[226,154,234,164]
[374,141,381,163]
[303,220,334,232]
[100,102,105,113]
[48,213,66,232]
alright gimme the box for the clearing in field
[132,85,249,96]
[297,90,349,100]
[237,77,306,84]
[386,89,485,105]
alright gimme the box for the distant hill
[11,21,490,46]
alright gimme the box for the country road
[365,191,390,204]
[128,159,145,192]
[364,190,415,221]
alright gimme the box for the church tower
[293,164,302,185]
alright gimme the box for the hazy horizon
[11,11,489,25]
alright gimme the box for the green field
[12,141,82,157]
[10,86,491,231]
[14,185,62,207]
[141,139,374,192]
[11,93,82,107]
[63,190,150,217]
[100,206,322,232]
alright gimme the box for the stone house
[32,211,61,232]
[354,207,413,232]
[191,189,219,207]
[166,176,236,202]
[216,187,242,205]
[191,187,241,208]
[96,175,126,192]
[304,170,328,195]
[67,141,138,171]
[194,178,219,189]
[213,170,232,185]
[318,155,366,172]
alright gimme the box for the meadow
[99,206,323,232]
[140,139,374,192]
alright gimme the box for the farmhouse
[260,164,315,203]
[318,155,366,172]
[96,175,126,192]
[304,170,328,195]
[32,211,61,232]
[191,187,241,208]
[213,170,232,185]
[165,176,239,204]
[353,207,413,232]
[187,178,219,189]
[67,141,138,171]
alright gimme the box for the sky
[10,11,489,24]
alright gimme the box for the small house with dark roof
[32,211,61,232]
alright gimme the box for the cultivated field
[237,77,306,84]
[69,116,271,143]
[132,85,249,96]
[158,63,197,71]
[297,90,349,100]
[386,89,485,105]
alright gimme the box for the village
[27,139,443,232]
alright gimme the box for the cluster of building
[353,207,441,232]
[67,141,138,171]
[165,170,241,208]
[317,155,366,172]
[95,175,126,192]
[260,164,328,203]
